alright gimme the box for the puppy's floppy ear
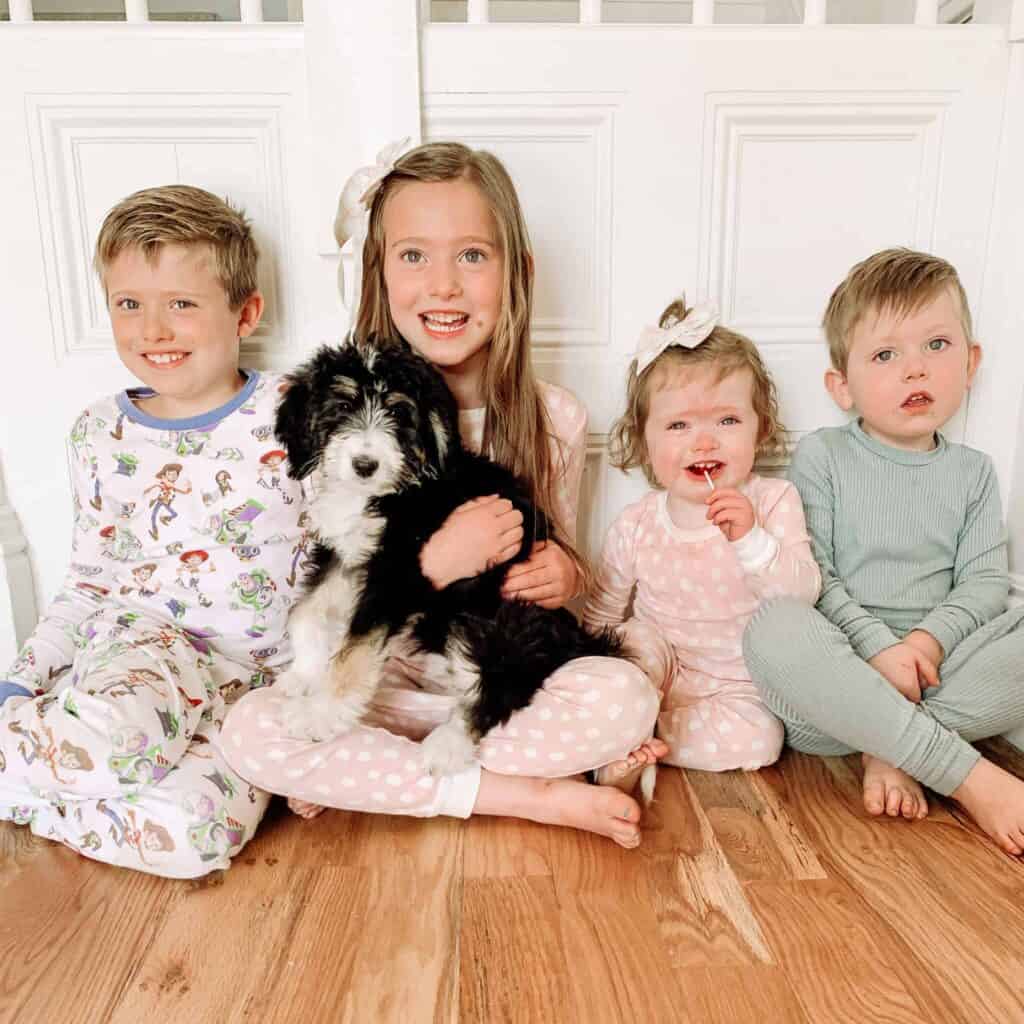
[275,344,341,480]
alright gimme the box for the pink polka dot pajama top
[582,477,821,772]
[220,382,673,817]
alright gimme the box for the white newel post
[0,467,37,669]
[302,0,422,263]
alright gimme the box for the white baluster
[467,0,490,24]
[241,0,264,23]
[914,0,939,24]
[693,0,715,24]
[10,0,34,22]
[125,0,149,22]
[580,0,602,23]
[803,0,827,25]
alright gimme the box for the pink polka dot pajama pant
[221,619,672,817]
[657,669,784,772]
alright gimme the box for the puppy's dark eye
[385,392,417,414]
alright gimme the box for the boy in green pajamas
[743,247,1024,856]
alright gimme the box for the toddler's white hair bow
[633,302,719,375]
[333,137,413,314]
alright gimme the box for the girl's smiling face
[643,365,761,511]
[382,178,503,399]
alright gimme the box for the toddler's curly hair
[609,297,783,488]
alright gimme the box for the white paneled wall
[1,0,1023,669]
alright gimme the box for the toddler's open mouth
[901,391,933,410]
[685,459,723,481]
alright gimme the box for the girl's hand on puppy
[420,495,524,589]
[501,540,579,610]
[705,488,755,541]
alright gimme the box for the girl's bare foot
[861,754,928,820]
[595,738,669,796]
[952,757,1024,856]
[288,797,326,820]
[474,771,644,848]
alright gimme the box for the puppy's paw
[282,693,364,742]
[421,720,478,776]
[274,668,315,699]
[281,697,327,741]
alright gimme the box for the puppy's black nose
[352,455,379,478]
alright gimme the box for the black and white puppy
[273,335,626,775]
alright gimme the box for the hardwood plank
[557,889,695,1021]
[686,766,827,882]
[321,816,464,1023]
[748,879,930,1023]
[645,772,774,967]
[0,850,177,1023]
[675,965,811,1024]
[463,815,552,880]
[108,803,311,1023]
[777,752,1024,1024]
[459,876,569,1023]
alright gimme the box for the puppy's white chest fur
[309,479,384,568]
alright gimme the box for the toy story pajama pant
[221,618,673,818]
[0,609,268,878]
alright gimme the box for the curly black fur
[276,334,624,741]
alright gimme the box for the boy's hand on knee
[903,629,944,669]
[868,643,939,703]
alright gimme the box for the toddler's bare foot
[952,757,1024,856]
[475,773,644,848]
[595,738,669,795]
[288,797,326,820]
[861,754,928,820]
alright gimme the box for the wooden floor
[3,742,1024,1023]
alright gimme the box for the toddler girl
[584,298,821,771]
[222,142,672,848]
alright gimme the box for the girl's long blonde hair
[355,142,585,567]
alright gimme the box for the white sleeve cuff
[435,761,482,819]
[730,525,779,574]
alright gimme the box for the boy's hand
[705,488,756,541]
[903,629,944,669]
[868,642,939,703]
[419,495,524,590]
[501,541,578,610]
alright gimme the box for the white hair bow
[633,302,719,375]
[333,137,413,314]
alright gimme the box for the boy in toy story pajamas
[0,185,311,878]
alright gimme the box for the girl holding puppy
[584,299,821,771]
[223,142,671,848]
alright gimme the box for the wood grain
[3,749,1024,1023]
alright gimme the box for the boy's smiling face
[106,243,263,420]
[826,287,981,452]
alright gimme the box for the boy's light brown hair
[94,184,258,310]
[609,297,783,489]
[823,247,973,374]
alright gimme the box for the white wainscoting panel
[26,95,292,362]
[699,93,947,342]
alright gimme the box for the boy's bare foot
[861,753,928,820]
[952,757,1024,856]
[474,772,644,849]
[288,797,326,820]
[595,738,669,794]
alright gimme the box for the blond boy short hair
[823,248,973,374]
[94,185,258,311]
